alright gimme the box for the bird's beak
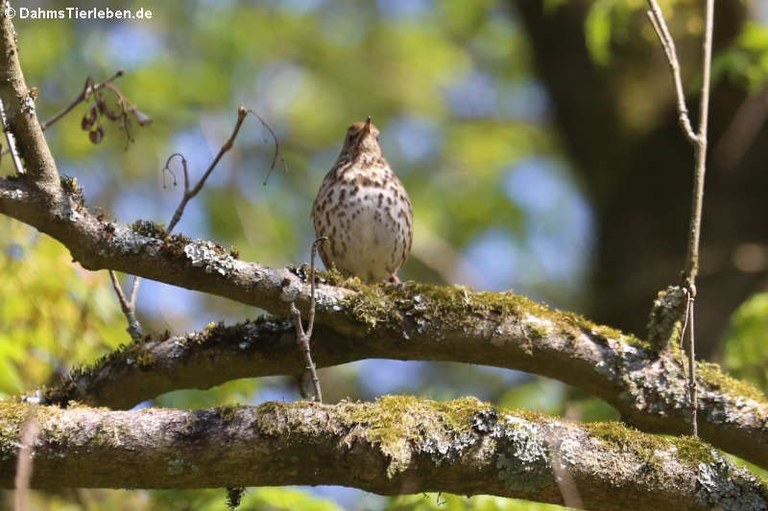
[363,116,372,134]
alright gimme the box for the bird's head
[340,116,382,160]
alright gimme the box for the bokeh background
[1,0,767,509]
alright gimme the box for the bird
[311,117,413,283]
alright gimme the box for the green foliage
[242,487,342,511]
[0,221,125,397]
[713,21,768,92]
[584,0,638,66]
[498,378,565,416]
[148,487,342,511]
[385,493,572,510]
[724,293,768,393]
[585,0,615,66]
[5,489,152,510]
[153,378,261,410]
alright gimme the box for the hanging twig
[244,108,286,186]
[683,290,697,433]
[289,237,327,402]
[645,0,715,437]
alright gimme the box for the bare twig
[114,105,251,343]
[685,0,714,286]
[0,97,25,174]
[163,107,248,235]
[645,0,715,437]
[39,71,124,131]
[109,270,143,341]
[645,2,697,142]
[111,100,245,340]
[244,109,286,186]
[684,289,697,436]
[113,107,276,345]
[289,237,327,402]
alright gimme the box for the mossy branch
[42,289,768,472]
[1,398,765,510]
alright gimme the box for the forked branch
[645,0,715,437]
[289,237,327,402]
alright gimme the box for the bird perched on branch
[312,117,413,283]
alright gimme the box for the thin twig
[684,290,697,437]
[163,107,249,235]
[289,237,327,402]
[682,0,713,438]
[684,0,714,286]
[646,2,697,142]
[109,270,143,341]
[39,71,123,131]
[110,108,251,343]
[244,108,287,186]
[645,0,715,437]
[307,237,326,335]
[129,273,141,305]
[0,97,25,174]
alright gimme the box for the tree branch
[0,398,765,510]
[0,177,350,316]
[41,291,768,472]
[0,0,60,194]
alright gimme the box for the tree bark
[1,399,766,510]
[37,284,768,471]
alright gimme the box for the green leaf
[585,0,614,66]
[723,292,768,393]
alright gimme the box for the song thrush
[311,117,413,283]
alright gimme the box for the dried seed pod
[89,125,104,144]
[81,104,98,131]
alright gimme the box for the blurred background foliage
[1,0,767,509]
